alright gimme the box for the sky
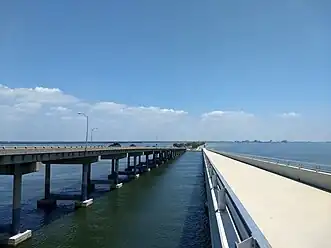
[0,0,330,141]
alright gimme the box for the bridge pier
[112,159,123,189]
[37,164,56,209]
[75,163,93,208]
[0,164,35,246]
[145,154,151,172]
[153,152,158,168]
[133,156,137,174]
[9,165,32,245]
[128,155,140,179]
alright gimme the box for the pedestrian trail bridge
[203,148,331,248]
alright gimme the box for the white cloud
[0,84,78,104]
[201,110,254,120]
[280,112,301,118]
[0,84,329,141]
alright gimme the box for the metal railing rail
[214,150,331,174]
[203,149,271,248]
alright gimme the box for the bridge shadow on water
[178,170,211,248]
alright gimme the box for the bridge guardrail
[203,149,271,248]
[219,151,331,173]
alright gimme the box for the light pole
[90,127,98,142]
[78,112,89,151]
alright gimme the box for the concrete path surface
[204,149,331,248]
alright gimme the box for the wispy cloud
[280,112,301,118]
[0,84,329,141]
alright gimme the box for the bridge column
[127,155,130,169]
[87,163,94,192]
[129,155,139,179]
[145,154,150,172]
[108,159,115,179]
[75,163,93,208]
[160,152,163,163]
[44,163,51,199]
[153,152,158,168]
[37,163,57,209]
[112,159,122,188]
[133,156,137,174]
[8,164,32,245]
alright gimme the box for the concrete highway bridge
[0,145,185,246]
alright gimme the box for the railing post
[216,186,226,211]
[212,173,217,188]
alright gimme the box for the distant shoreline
[0,141,330,144]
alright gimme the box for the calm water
[0,150,210,248]
[208,142,331,165]
[0,142,330,247]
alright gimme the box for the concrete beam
[127,152,144,157]
[0,162,41,175]
[143,151,154,155]
[47,157,98,164]
[101,154,127,160]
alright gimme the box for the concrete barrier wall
[215,151,331,193]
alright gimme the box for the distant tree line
[173,141,205,149]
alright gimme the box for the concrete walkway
[204,149,331,248]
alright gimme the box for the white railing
[218,151,331,173]
[203,149,271,248]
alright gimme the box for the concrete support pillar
[5,164,33,245]
[127,155,130,169]
[11,165,22,235]
[114,159,119,184]
[153,152,156,165]
[37,164,56,209]
[75,163,93,208]
[145,154,150,172]
[44,163,51,199]
[111,159,115,174]
[81,163,89,202]
[146,154,150,169]
[133,156,137,174]
[112,159,123,188]
[87,163,94,192]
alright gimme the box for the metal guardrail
[219,151,331,173]
[0,145,105,150]
[203,149,271,248]
[0,146,185,157]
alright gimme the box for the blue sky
[0,1,330,141]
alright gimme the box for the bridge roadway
[204,149,331,248]
[0,145,185,246]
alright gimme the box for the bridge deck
[205,150,331,248]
